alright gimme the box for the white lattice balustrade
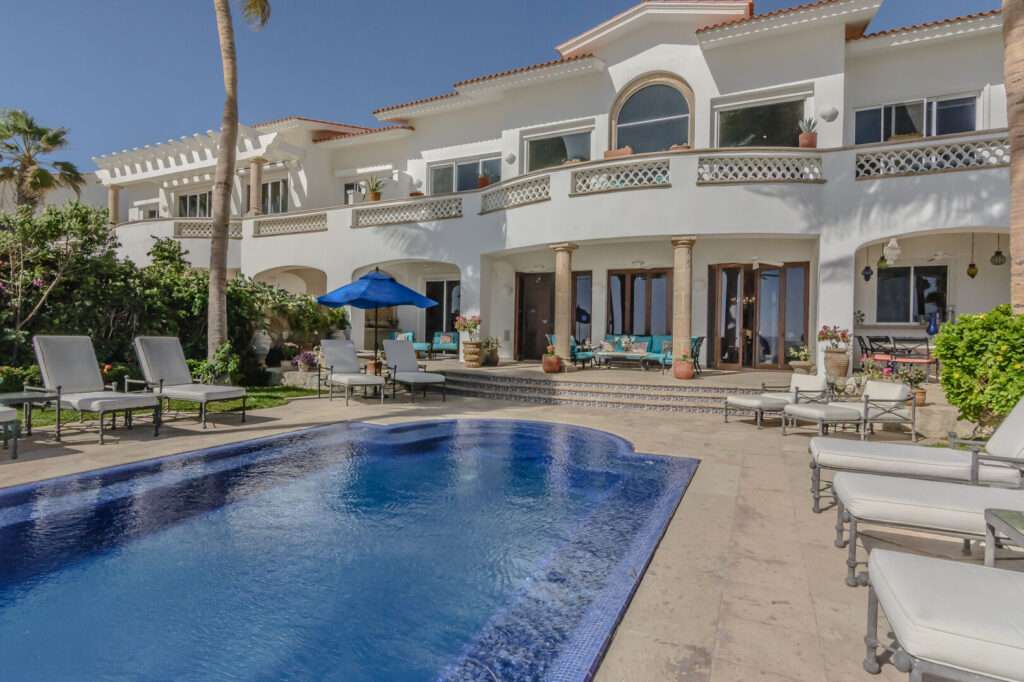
[480,176,551,213]
[855,136,1009,179]
[253,212,327,236]
[352,197,463,227]
[173,220,242,239]
[571,159,671,194]
[697,155,823,184]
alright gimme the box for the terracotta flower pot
[542,355,562,373]
[603,146,633,159]
[823,348,850,377]
[367,191,381,202]
[462,340,483,368]
[907,388,926,407]
[477,176,491,188]
[409,191,424,197]
[798,132,818,148]
[672,360,695,380]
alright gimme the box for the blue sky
[3,0,1000,169]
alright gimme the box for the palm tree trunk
[208,0,238,358]
[1006,0,1024,312]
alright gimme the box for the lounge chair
[383,339,446,403]
[783,380,916,441]
[0,407,18,459]
[318,339,385,405]
[32,335,161,444]
[808,396,1024,512]
[832,471,1024,587]
[724,374,828,429]
[132,336,246,428]
[863,549,1024,681]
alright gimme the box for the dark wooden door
[516,273,555,360]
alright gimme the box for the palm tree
[1007,0,1024,311]
[208,0,271,359]
[0,108,85,211]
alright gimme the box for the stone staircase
[441,370,760,414]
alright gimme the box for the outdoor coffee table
[0,390,58,436]
[594,352,648,371]
[984,508,1024,566]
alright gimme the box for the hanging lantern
[967,234,978,279]
[991,234,1007,266]
[876,253,888,270]
[882,237,901,264]
[861,245,873,281]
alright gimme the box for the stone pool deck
[1,390,1014,681]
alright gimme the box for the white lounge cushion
[869,549,1024,681]
[0,407,17,424]
[60,391,159,413]
[34,336,105,394]
[726,395,790,410]
[811,438,1021,484]
[321,339,362,375]
[834,472,1024,535]
[785,403,863,422]
[157,383,246,402]
[133,336,194,387]
[394,371,445,385]
[986,396,1024,461]
[326,372,384,387]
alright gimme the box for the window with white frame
[854,96,977,145]
[614,84,690,153]
[177,190,212,217]
[245,178,288,214]
[717,99,806,147]
[875,265,948,323]
[429,157,501,194]
[527,131,592,172]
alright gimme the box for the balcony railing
[570,158,671,195]
[855,135,1010,179]
[352,196,463,228]
[173,219,242,239]
[696,153,824,184]
[253,212,327,236]
[480,175,551,214]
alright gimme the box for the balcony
[172,219,242,239]
[854,131,1009,180]
[696,151,824,185]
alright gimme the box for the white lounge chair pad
[834,472,1024,534]
[60,391,158,413]
[326,373,384,386]
[0,407,16,424]
[870,549,1024,681]
[393,371,445,384]
[785,403,863,421]
[811,438,1022,484]
[726,395,789,410]
[157,384,246,402]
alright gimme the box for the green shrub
[0,365,41,392]
[934,304,1024,425]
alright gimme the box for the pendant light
[967,234,978,279]
[991,235,1007,266]
[883,237,901,265]
[861,245,873,282]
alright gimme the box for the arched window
[612,77,693,153]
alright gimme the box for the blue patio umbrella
[317,268,437,360]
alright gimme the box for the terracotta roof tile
[848,8,1001,42]
[373,92,460,116]
[696,0,839,34]
[313,125,414,144]
[453,53,595,87]
[253,116,372,130]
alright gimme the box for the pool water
[0,420,697,681]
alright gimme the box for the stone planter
[823,348,850,377]
[483,349,499,366]
[253,329,272,367]
[462,340,483,368]
[799,132,818,148]
[672,360,695,380]
[542,355,562,373]
[789,360,814,375]
[297,362,311,373]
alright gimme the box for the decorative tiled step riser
[440,371,759,397]
[446,385,727,414]
[445,380,730,406]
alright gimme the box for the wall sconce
[991,234,1007,266]
[631,259,645,268]
[819,106,839,123]
[504,152,517,165]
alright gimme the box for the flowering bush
[294,350,317,368]
[454,315,482,340]
[544,344,558,357]
[0,365,41,392]
[935,305,1024,426]
[787,345,812,362]
[817,325,851,349]
[280,342,300,359]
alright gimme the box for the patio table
[594,352,648,371]
[0,390,58,436]
[984,508,1024,567]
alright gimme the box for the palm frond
[237,0,271,29]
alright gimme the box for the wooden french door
[515,272,555,360]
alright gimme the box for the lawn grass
[15,386,318,428]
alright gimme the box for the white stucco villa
[97,0,1010,371]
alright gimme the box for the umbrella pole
[374,305,380,368]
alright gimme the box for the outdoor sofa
[724,374,828,429]
[132,336,247,428]
[383,339,446,403]
[318,339,385,405]
[32,335,161,444]
[595,334,704,373]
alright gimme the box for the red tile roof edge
[696,0,840,34]
[453,53,595,87]
[373,92,460,116]
[253,116,373,130]
[848,8,1002,42]
[313,125,415,144]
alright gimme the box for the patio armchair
[318,339,385,406]
[546,334,595,368]
[131,336,246,429]
[32,335,161,444]
[644,336,705,375]
[0,407,18,459]
[725,373,828,429]
[864,335,896,365]
[430,331,459,357]
[390,331,432,359]
[862,549,1024,681]
[807,396,1024,512]
[383,339,446,403]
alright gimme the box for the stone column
[246,158,267,216]
[551,242,579,360]
[107,185,122,227]
[671,236,697,361]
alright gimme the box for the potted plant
[672,350,695,380]
[454,314,483,367]
[817,325,851,377]
[798,118,818,148]
[294,350,317,373]
[542,345,562,373]
[603,146,633,160]
[363,175,389,202]
[409,191,424,197]
[280,341,300,362]
[477,172,492,189]
[787,345,814,374]
[894,365,928,406]
[482,336,501,366]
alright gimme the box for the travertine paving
[0,391,1008,681]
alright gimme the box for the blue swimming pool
[0,419,697,680]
